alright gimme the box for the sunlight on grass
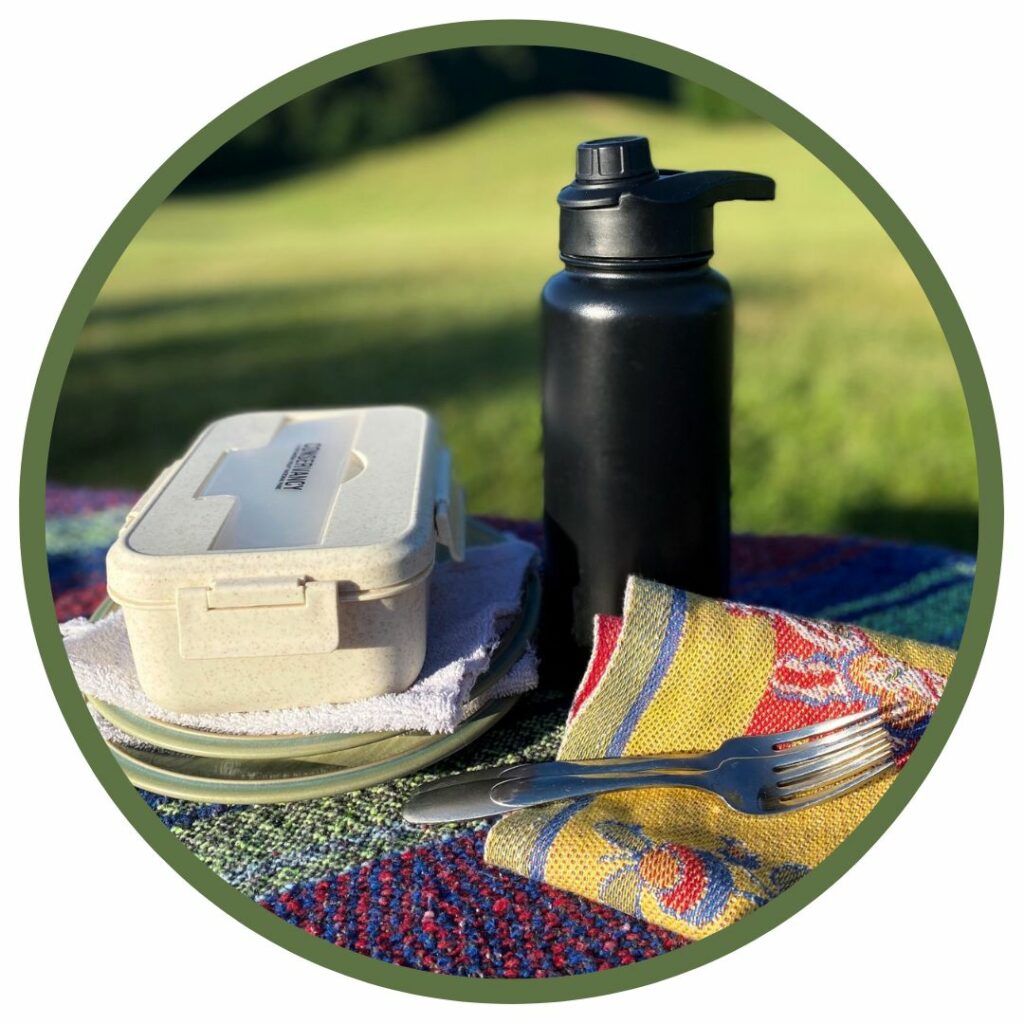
[52,95,977,550]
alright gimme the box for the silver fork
[499,709,883,780]
[490,713,894,815]
[402,710,894,823]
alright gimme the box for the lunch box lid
[106,406,465,608]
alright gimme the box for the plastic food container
[106,406,465,714]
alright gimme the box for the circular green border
[19,19,1002,1004]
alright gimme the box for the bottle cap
[574,136,656,184]
[558,135,775,262]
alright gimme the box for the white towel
[63,538,538,740]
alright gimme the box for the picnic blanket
[46,484,974,977]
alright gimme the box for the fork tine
[766,758,895,813]
[766,708,880,749]
[770,721,889,775]
[769,719,886,772]
[772,737,894,799]
[773,731,891,785]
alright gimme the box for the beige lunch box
[105,406,465,714]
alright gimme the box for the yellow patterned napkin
[485,577,953,939]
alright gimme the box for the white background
[2,1,1019,1017]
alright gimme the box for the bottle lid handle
[638,169,776,207]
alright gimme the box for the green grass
[50,94,978,551]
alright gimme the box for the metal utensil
[399,766,515,824]
[402,710,893,824]
[500,708,882,780]
[410,710,878,794]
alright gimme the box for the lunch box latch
[434,449,466,562]
[176,577,340,660]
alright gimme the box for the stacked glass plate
[87,520,539,803]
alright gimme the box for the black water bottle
[542,135,775,663]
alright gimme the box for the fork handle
[489,768,721,809]
[501,751,721,781]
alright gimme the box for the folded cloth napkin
[62,538,538,739]
[485,576,954,940]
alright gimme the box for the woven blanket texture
[486,579,953,940]
[46,484,975,977]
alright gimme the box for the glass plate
[88,517,538,801]
[107,695,520,803]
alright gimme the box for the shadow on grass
[81,276,452,326]
[51,281,979,555]
[839,502,978,555]
[49,284,539,487]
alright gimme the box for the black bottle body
[542,259,733,654]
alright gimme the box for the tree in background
[180,47,749,190]
[673,79,758,121]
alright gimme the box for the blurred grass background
[49,57,978,552]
